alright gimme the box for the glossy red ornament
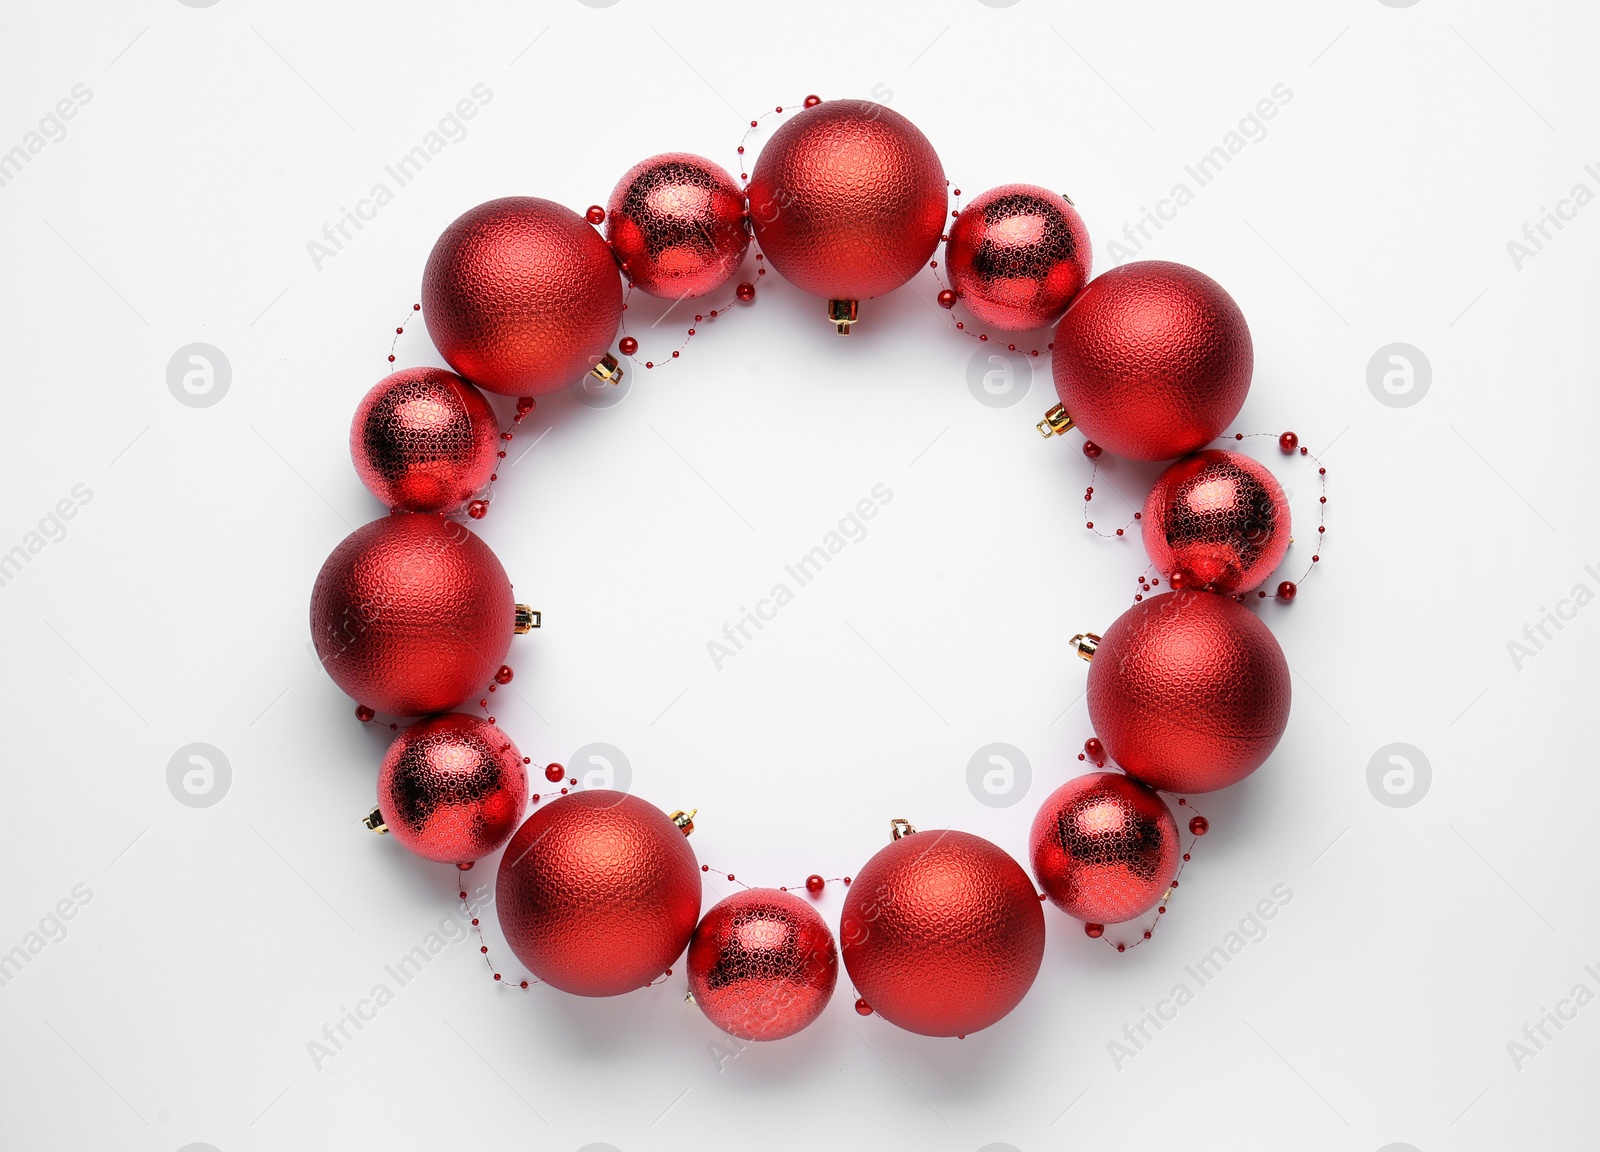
[944,184,1091,331]
[309,514,518,716]
[840,829,1044,1037]
[376,714,527,865]
[496,791,701,997]
[349,368,498,513]
[748,99,945,316]
[1086,590,1291,793]
[422,196,622,396]
[1142,449,1290,594]
[686,889,838,1040]
[1049,261,1253,460]
[606,153,749,299]
[1030,772,1179,924]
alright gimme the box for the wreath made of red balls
[309,95,1324,1042]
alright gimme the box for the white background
[1,1,1596,1150]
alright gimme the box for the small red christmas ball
[1051,261,1253,460]
[840,829,1044,1037]
[496,791,701,996]
[349,368,498,514]
[1030,772,1179,924]
[944,184,1091,331]
[1087,590,1291,793]
[422,196,622,396]
[309,514,517,716]
[748,99,945,307]
[687,889,838,1041]
[376,714,528,865]
[605,153,749,299]
[1142,449,1291,594]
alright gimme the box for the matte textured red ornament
[944,184,1091,331]
[1030,772,1179,924]
[840,828,1044,1037]
[1085,590,1291,793]
[1046,261,1253,460]
[606,153,749,299]
[687,888,838,1040]
[350,367,499,513]
[748,99,945,325]
[422,196,623,396]
[496,791,701,997]
[309,514,519,716]
[1142,449,1291,593]
[376,713,527,865]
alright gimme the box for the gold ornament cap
[589,352,623,384]
[1037,402,1075,439]
[828,298,858,334]
[514,605,541,634]
[1070,632,1100,662]
[890,818,917,842]
[671,809,697,836]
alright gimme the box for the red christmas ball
[349,367,499,514]
[1142,449,1291,594]
[944,184,1091,331]
[496,791,701,996]
[687,888,838,1040]
[1030,772,1179,924]
[376,714,527,865]
[1087,590,1291,793]
[1050,261,1253,460]
[309,514,518,716]
[606,153,749,299]
[422,196,622,396]
[840,829,1043,1037]
[748,99,945,311]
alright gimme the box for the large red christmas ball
[376,714,527,865]
[350,368,499,514]
[1142,449,1291,594]
[1029,772,1179,924]
[1086,591,1291,793]
[944,184,1091,331]
[687,889,838,1041]
[422,196,622,396]
[1050,261,1252,460]
[496,791,701,997]
[309,514,518,716]
[606,153,749,299]
[840,829,1043,1037]
[748,100,945,312]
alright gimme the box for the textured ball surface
[422,196,622,396]
[496,791,701,997]
[945,184,1091,331]
[840,830,1044,1037]
[1052,261,1253,460]
[748,100,946,302]
[687,889,838,1041]
[377,714,527,865]
[1142,449,1291,593]
[350,368,499,514]
[1030,772,1179,923]
[606,153,749,299]
[309,514,515,717]
[1088,591,1291,793]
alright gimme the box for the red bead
[387,355,396,362]
[1277,580,1298,602]
[585,205,605,225]
[804,95,821,108]
[493,972,502,980]
[1116,943,1126,953]
[1168,570,1187,590]
[1082,440,1102,460]
[1084,737,1105,762]
[467,500,488,519]
[937,289,957,309]
[495,665,514,685]
[855,997,873,1016]
[1279,431,1299,453]
[806,874,826,894]
[645,361,653,369]
[618,336,638,356]
[1189,816,1210,836]
[1084,923,1104,939]
[736,281,756,302]
[355,705,376,723]
[543,763,564,783]
[520,981,529,989]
